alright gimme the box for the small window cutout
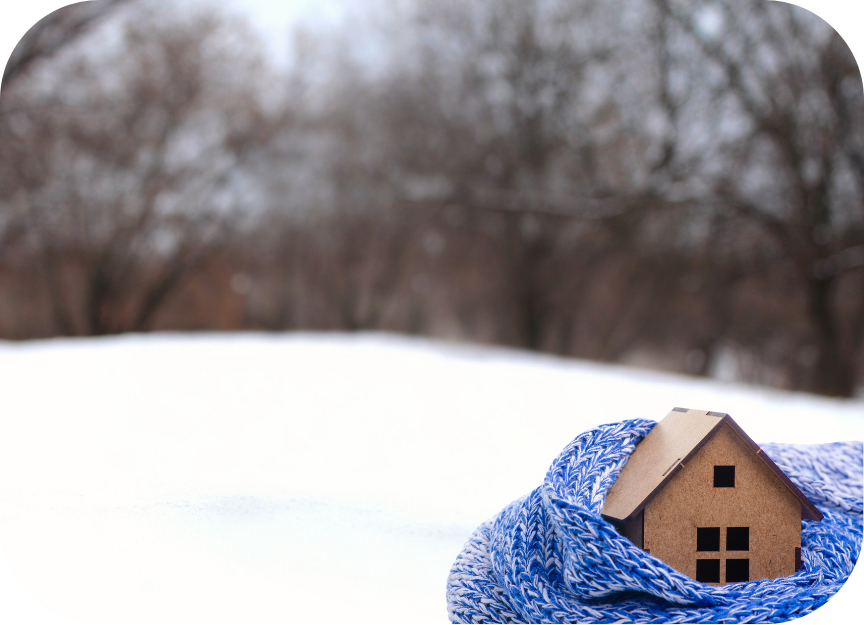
[714,465,735,487]
[696,559,720,583]
[697,527,720,551]
[726,558,749,583]
[795,547,802,572]
[726,527,749,551]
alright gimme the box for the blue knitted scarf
[446,419,863,623]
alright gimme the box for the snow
[0,332,861,623]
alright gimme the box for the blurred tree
[1,0,861,397]
[0,3,274,335]
[2,0,134,90]
[314,0,669,352]
[305,0,863,395]
[651,0,864,395]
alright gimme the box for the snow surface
[0,332,861,623]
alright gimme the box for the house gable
[644,422,803,581]
[601,408,822,525]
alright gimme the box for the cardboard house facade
[601,408,822,585]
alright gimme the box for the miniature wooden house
[601,408,822,585]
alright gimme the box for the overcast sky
[196,0,352,67]
[0,0,354,79]
[211,0,864,71]
[2,0,863,79]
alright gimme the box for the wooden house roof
[601,408,823,524]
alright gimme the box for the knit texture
[446,419,863,623]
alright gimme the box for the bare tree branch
[2,0,133,91]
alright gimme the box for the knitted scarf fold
[446,419,863,623]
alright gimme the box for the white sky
[2,1,864,80]
[192,0,352,67]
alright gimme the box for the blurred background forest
[0,0,862,397]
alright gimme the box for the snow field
[0,332,861,623]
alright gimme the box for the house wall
[643,423,801,583]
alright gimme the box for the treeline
[0,0,862,396]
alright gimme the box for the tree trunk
[807,276,855,397]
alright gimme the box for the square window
[714,466,735,487]
[726,527,749,551]
[697,527,720,551]
[696,559,720,583]
[726,558,749,583]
